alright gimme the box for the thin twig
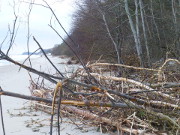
[48,24,98,84]
[57,83,63,135]
[45,1,100,85]
[2,52,178,108]
[26,0,34,67]
[18,48,40,72]
[6,7,18,55]
[33,36,64,77]
[0,87,5,135]
[0,31,9,50]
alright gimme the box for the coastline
[0,55,106,135]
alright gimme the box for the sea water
[0,55,40,66]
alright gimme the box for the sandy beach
[0,56,107,135]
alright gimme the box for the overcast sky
[0,0,77,54]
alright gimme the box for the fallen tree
[0,49,180,134]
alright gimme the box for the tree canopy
[52,0,180,67]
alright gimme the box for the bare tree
[150,0,161,45]
[26,0,35,67]
[124,0,143,67]
[171,0,180,57]
[172,0,178,32]
[6,3,18,55]
[100,10,121,64]
[88,0,123,65]
[139,0,151,66]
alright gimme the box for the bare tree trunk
[26,1,34,67]
[124,0,143,67]
[95,0,122,64]
[159,0,168,51]
[139,0,151,67]
[115,6,124,64]
[101,13,121,64]
[171,0,179,40]
[171,0,180,57]
[135,0,141,51]
[143,9,152,39]
[150,0,161,44]
[172,0,177,31]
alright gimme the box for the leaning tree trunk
[171,0,180,57]
[124,0,144,67]
[139,0,151,67]
[102,13,121,64]
[150,0,161,45]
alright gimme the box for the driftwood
[61,105,150,135]
[0,50,179,134]
[150,82,180,88]
[0,0,179,133]
[0,88,178,134]
[88,62,160,72]
[2,56,155,107]
[0,90,130,108]
[80,73,179,105]
[33,102,157,135]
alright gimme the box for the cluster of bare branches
[28,57,180,134]
[0,1,179,135]
[1,46,179,134]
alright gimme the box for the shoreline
[0,56,106,135]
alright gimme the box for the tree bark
[150,0,161,44]
[139,0,151,66]
[124,0,144,67]
[101,12,121,64]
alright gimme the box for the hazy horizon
[0,0,77,55]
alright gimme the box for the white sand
[0,56,107,135]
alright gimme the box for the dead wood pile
[29,58,180,135]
